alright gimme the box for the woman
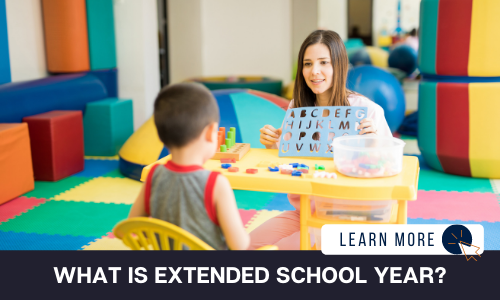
[250,30,392,250]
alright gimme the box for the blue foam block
[268,167,279,172]
[221,164,232,169]
[73,159,119,178]
[0,73,108,122]
[0,0,10,85]
[0,231,98,250]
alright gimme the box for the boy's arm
[128,183,148,218]
[214,175,250,250]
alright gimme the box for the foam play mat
[1,135,499,250]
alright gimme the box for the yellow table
[141,149,420,250]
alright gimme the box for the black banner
[1,251,495,298]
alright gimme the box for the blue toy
[291,170,302,177]
[388,44,418,75]
[347,65,406,133]
[221,164,232,169]
[268,167,279,172]
[289,163,299,168]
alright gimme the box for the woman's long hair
[293,30,353,108]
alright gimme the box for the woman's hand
[358,118,377,135]
[260,125,282,149]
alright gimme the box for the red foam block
[228,167,239,172]
[246,169,258,174]
[23,111,84,181]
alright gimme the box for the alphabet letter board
[278,106,367,158]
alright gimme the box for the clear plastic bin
[313,197,397,223]
[310,227,322,250]
[333,136,405,178]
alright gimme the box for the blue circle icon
[442,225,472,254]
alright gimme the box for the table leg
[397,200,407,224]
[300,194,311,250]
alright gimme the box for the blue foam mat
[408,218,500,250]
[0,231,98,250]
[263,193,295,211]
[73,159,119,177]
[214,93,242,143]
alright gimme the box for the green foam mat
[101,169,126,178]
[234,190,276,210]
[86,0,116,69]
[23,177,92,199]
[418,169,494,193]
[0,200,130,237]
[230,92,286,148]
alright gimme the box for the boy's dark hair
[154,83,220,148]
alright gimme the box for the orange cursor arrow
[459,241,481,261]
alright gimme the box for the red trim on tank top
[165,160,204,173]
[144,164,160,216]
[204,172,220,226]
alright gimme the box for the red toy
[221,158,236,163]
[23,111,84,181]
[246,168,258,174]
[228,167,239,172]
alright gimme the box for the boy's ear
[204,122,218,142]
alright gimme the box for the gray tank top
[145,161,227,250]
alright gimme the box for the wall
[348,0,372,37]
[113,0,161,129]
[5,0,46,82]
[318,0,347,41]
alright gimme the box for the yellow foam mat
[403,139,420,155]
[82,237,130,250]
[54,177,142,204]
[245,210,283,233]
[84,155,119,160]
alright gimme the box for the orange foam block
[0,124,34,205]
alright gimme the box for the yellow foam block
[491,179,500,194]
[54,177,142,204]
[82,237,130,250]
[84,155,119,160]
[245,210,283,233]
[403,139,420,155]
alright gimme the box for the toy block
[0,124,34,204]
[268,167,279,172]
[221,158,236,163]
[291,171,302,177]
[83,98,133,156]
[211,143,250,161]
[228,167,239,172]
[289,163,299,168]
[280,169,292,175]
[246,169,258,174]
[221,163,232,169]
[23,111,84,181]
[298,169,309,174]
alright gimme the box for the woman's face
[302,43,333,95]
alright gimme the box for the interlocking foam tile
[403,139,421,155]
[73,159,119,177]
[408,191,500,222]
[101,169,126,178]
[54,177,142,204]
[22,176,93,199]
[418,169,494,193]
[0,197,47,223]
[491,179,500,194]
[0,231,99,250]
[245,210,283,233]
[404,154,431,171]
[239,209,258,227]
[408,218,500,250]
[0,200,130,237]
[82,237,130,250]
[234,190,275,210]
[263,193,295,211]
[84,155,119,160]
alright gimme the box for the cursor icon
[459,241,481,261]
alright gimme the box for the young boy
[127,83,250,250]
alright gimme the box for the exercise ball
[348,48,371,66]
[388,44,418,74]
[365,46,389,68]
[346,65,406,132]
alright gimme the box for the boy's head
[154,83,220,151]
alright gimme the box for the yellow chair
[113,217,278,250]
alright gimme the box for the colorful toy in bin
[333,136,405,178]
[211,127,250,160]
